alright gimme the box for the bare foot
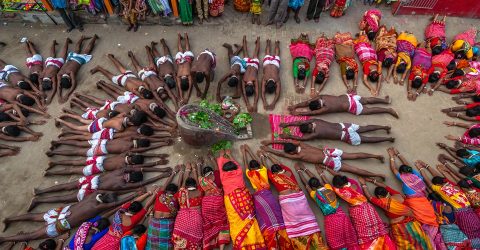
[2,218,10,232]
[46,151,54,157]
[27,197,37,212]
[389,109,399,118]
[385,126,391,134]
[222,43,232,49]
[378,155,385,163]
[127,51,134,58]
[384,95,391,104]
[46,161,55,170]
[389,137,395,143]
[90,66,100,74]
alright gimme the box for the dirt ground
[0,2,478,247]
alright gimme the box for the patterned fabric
[73,221,94,249]
[354,35,377,63]
[290,232,329,250]
[324,208,359,249]
[91,233,121,250]
[313,36,335,77]
[250,0,261,14]
[432,50,454,67]
[234,0,250,12]
[172,207,203,247]
[455,207,480,240]
[208,0,224,16]
[330,0,347,17]
[359,9,382,32]
[432,183,470,209]
[425,21,446,41]
[390,219,434,250]
[405,197,439,226]
[253,189,287,249]
[398,172,426,197]
[454,28,477,46]
[337,57,359,73]
[349,202,388,244]
[311,184,339,215]
[375,26,397,53]
[201,193,230,249]
[228,187,255,220]
[290,41,314,61]
[439,224,470,250]
[278,191,321,238]
[147,217,175,250]
[412,48,432,69]
[269,114,309,150]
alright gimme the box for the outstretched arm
[358,177,372,200]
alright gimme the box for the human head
[222,161,238,171]
[472,95,480,103]
[180,77,189,91]
[455,148,470,158]
[454,51,466,59]
[2,125,20,137]
[245,84,255,97]
[396,63,406,74]
[135,139,150,148]
[138,124,154,136]
[432,176,446,185]
[266,79,276,94]
[185,177,197,188]
[132,224,147,236]
[297,68,306,80]
[228,76,239,87]
[195,72,205,83]
[130,110,148,126]
[374,187,389,198]
[129,154,145,165]
[94,218,111,231]
[457,179,472,189]
[38,239,57,250]
[466,107,480,117]
[332,175,349,188]
[41,78,53,90]
[468,128,480,138]
[368,71,379,82]
[398,164,413,174]
[452,69,465,78]
[308,100,321,111]
[139,87,153,99]
[459,166,478,177]
[165,183,179,194]
[127,201,143,214]
[283,143,297,154]
[127,171,144,183]
[428,72,440,83]
[248,160,261,170]
[271,164,283,173]
[432,46,443,56]
[367,31,376,41]
[383,58,393,68]
[17,81,31,90]
[202,166,214,177]
[412,77,422,89]
[346,68,355,80]
[299,123,313,134]
[17,94,35,106]
[446,80,459,89]
[308,177,321,189]
[315,72,325,84]
[20,107,30,117]
[165,76,176,89]
[446,60,456,71]
[97,193,118,203]
[0,112,12,122]
[153,106,167,119]
[60,76,72,89]
[29,74,39,85]
[108,110,120,119]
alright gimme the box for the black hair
[20,107,30,117]
[446,60,456,71]
[180,78,189,91]
[332,175,349,188]
[18,95,35,106]
[283,143,297,154]
[98,193,118,203]
[137,139,150,147]
[127,201,143,213]
[42,79,53,90]
[346,68,355,80]
[457,179,471,189]
[185,177,197,188]
[432,46,443,56]
[266,79,276,94]
[29,73,39,84]
[308,100,321,111]
[454,51,466,59]
[412,78,422,89]
[399,164,413,174]
[138,124,154,136]
[383,58,393,68]
[130,154,145,164]
[452,69,465,78]
[396,63,406,74]
[299,123,311,134]
[228,77,239,87]
[308,177,321,189]
[368,71,379,82]
[459,166,478,177]
[166,183,179,193]
[271,164,283,173]
[298,68,306,80]
[367,31,377,40]
[0,112,12,122]
[446,80,459,89]
[472,95,480,103]
[432,176,446,185]
[130,110,148,126]
[466,107,480,117]
[108,110,120,119]
[428,72,440,83]
[95,218,111,231]
[468,128,480,138]
[457,149,471,158]
[195,72,205,83]
[165,76,176,89]
[222,161,238,171]
[153,106,167,119]
[3,125,20,137]
[140,88,153,99]
[18,81,31,90]
[202,166,214,176]
[129,171,144,183]
[39,239,57,250]
[245,84,255,97]
[315,72,325,84]
[60,76,72,89]
[132,224,147,235]
[428,192,443,201]
[249,160,261,170]
[374,187,389,197]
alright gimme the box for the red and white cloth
[322,147,343,172]
[263,55,280,68]
[461,124,480,145]
[354,42,377,64]
[340,123,361,145]
[346,94,363,115]
[112,71,137,87]
[245,57,260,70]
[26,54,43,68]
[77,175,100,201]
[83,156,106,176]
[175,51,194,64]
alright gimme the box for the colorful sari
[313,36,335,79]
[330,0,349,17]
[147,217,175,249]
[452,28,477,59]
[397,32,418,57]
[178,0,193,24]
[354,34,377,64]
[359,9,382,33]
[375,26,397,56]
[234,0,250,12]
[199,176,230,250]
[172,188,203,249]
[208,0,224,16]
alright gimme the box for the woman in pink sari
[290,33,314,94]
[311,34,335,96]
[359,9,382,40]
[452,28,478,60]
[425,14,447,56]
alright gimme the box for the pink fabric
[454,28,477,45]
[314,37,335,76]
[425,21,446,40]
[470,61,480,72]
[462,124,480,145]
[289,42,314,61]
[412,48,432,69]
[354,42,377,63]
[269,114,309,150]
[432,50,454,67]
[362,9,382,32]
[397,40,416,57]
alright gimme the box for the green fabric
[292,57,311,78]
[148,0,164,14]
[78,0,90,5]
[179,0,193,24]
[467,175,480,189]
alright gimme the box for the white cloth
[86,139,108,157]
[155,55,173,67]
[340,123,361,146]
[346,94,364,115]
[263,55,281,68]
[198,49,216,69]
[45,57,64,68]
[230,56,246,73]
[26,54,43,68]
[77,175,100,201]
[0,82,8,89]
[81,108,99,120]
[245,57,260,70]
[67,52,92,65]
[111,70,137,87]
[323,148,343,172]
[91,128,115,140]
[0,65,19,81]
[44,206,71,237]
[175,51,194,64]
[138,69,157,81]
[87,117,107,133]
[116,91,139,104]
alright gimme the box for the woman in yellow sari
[393,31,417,85]
[216,149,266,249]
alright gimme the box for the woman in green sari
[179,0,193,25]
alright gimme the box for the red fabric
[466,103,480,109]
[217,157,245,195]
[324,208,359,250]
[267,166,299,192]
[117,202,147,233]
[349,202,388,244]
[153,190,178,213]
[202,194,230,248]
[451,89,462,94]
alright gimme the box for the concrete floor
[0,2,479,247]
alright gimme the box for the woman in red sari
[172,163,204,249]
[198,154,230,250]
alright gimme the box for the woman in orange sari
[217,149,266,249]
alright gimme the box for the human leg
[90,65,115,79]
[360,95,390,104]
[28,193,78,212]
[357,125,390,133]
[45,167,85,176]
[60,37,72,60]
[48,159,85,169]
[107,54,128,73]
[54,118,89,131]
[46,149,87,157]
[361,107,398,118]
[51,139,90,148]
[33,180,79,195]
[359,135,394,143]
[128,51,143,72]
[82,34,98,54]
[341,152,384,162]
